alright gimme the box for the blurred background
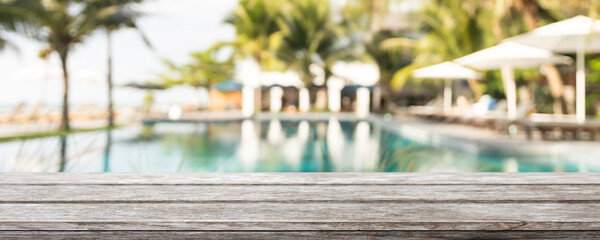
[2,0,600,173]
[0,1,236,116]
[1,0,599,132]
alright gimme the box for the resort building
[208,80,243,111]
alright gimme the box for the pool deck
[2,173,600,238]
[386,115,600,161]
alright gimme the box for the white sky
[0,0,238,109]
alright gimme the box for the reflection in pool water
[0,118,597,172]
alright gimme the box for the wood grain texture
[2,172,600,185]
[2,231,600,240]
[1,173,599,238]
[1,184,599,202]
[1,202,600,231]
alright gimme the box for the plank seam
[0,200,599,204]
[2,183,600,186]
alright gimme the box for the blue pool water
[0,118,597,172]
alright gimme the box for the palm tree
[274,0,362,113]
[10,0,104,131]
[224,0,285,69]
[88,0,150,127]
[276,0,355,86]
[364,32,413,109]
[0,1,20,50]
[0,3,16,51]
[158,48,234,112]
[390,0,495,98]
[418,1,491,63]
[341,0,415,110]
[0,0,39,51]
[221,0,287,112]
[159,47,234,90]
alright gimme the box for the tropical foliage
[223,0,284,71]
[275,0,356,85]
[220,0,358,86]
[0,0,19,50]
[0,0,39,51]
[390,1,493,89]
[340,0,415,109]
[160,48,235,89]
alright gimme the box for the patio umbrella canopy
[508,15,600,122]
[260,71,304,88]
[413,61,482,113]
[413,61,482,79]
[212,79,244,92]
[455,42,572,119]
[331,61,380,86]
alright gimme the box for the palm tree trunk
[379,71,393,112]
[107,29,115,127]
[59,51,70,131]
[544,63,567,114]
[518,0,566,114]
[368,0,382,38]
[518,0,540,31]
[468,78,483,100]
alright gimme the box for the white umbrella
[455,42,572,119]
[508,15,600,123]
[331,61,380,86]
[260,71,304,88]
[413,61,482,113]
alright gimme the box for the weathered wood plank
[2,173,600,185]
[1,184,599,202]
[2,173,599,235]
[1,203,600,231]
[2,231,600,239]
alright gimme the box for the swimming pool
[0,117,597,172]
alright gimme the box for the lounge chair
[486,101,536,134]
[0,102,26,123]
[461,100,507,127]
[407,98,444,119]
[440,96,494,124]
[70,103,95,121]
[28,102,45,122]
[11,102,45,123]
[518,114,600,140]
